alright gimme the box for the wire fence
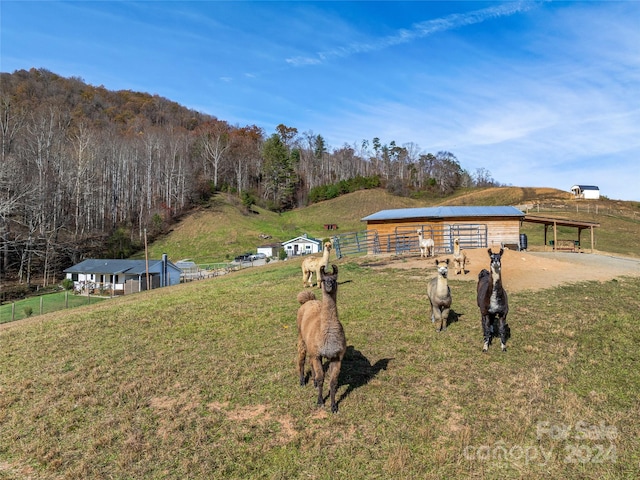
[0,291,107,324]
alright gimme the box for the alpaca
[427,259,452,332]
[476,248,509,352]
[417,229,435,258]
[301,241,332,288]
[296,264,346,413]
[452,237,467,275]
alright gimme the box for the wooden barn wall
[365,217,521,252]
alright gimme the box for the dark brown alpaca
[477,248,509,352]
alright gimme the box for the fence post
[65,291,68,308]
[40,296,43,315]
[12,303,15,322]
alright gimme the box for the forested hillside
[0,68,498,288]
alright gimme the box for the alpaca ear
[331,264,338,275]
[499,248,504,256]
[488,248,493,256]
[445,258,450,265]
[320,265,326,276]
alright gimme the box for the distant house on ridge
[570,185,600,200]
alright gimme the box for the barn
[360,206,525,255]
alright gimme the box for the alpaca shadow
[333,346,393,407]
[444,309,462,328]
[487,321,511,341]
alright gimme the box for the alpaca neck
[321,292,338,321]
[491,269,502,288]
[435,274,448,296]
[319,292,342,357]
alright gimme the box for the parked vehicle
[234,253,253,262]
[250,253,267,261]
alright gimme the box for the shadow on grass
[335,346,393,407]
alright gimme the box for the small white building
[571,185,600,200]
[257,243,282,258]
[282,235,321,257]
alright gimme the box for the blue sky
[2,1,639,201]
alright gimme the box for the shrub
[23,306,33,317]
[62,278,74,291]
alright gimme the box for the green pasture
[0,291,108,324]
[1,258,639,479]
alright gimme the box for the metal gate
[395,223,488,256]
[332,230,381,259]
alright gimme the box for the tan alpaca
[296,265,346,413]
[452,237,467,275]
[301,241,332,287]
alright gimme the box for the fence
[0,291,106,324]
[332,230,381,258]
[332,225,489,259]
[388,223,488,256]
[516,202,639,218]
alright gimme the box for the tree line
[0,68,500,291]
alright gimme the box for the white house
[282,234,321,257]
[64,254,181,295]
[571,185,600,200]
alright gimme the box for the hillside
[147,187,640,263]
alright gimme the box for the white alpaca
[427,259,452,332]
[302,241,332,288]
[417,229,435,258]
[452,237,467,275]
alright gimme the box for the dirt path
[369,248,640,292]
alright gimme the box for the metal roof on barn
[361,206,525,222]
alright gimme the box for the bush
[23,306,33,317]
[62,278,74,291]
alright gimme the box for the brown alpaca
[296,264,346,413]
[301,241,332,287]
[452,237,467,275]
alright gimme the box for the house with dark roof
[570,185,600,200]
[64,254,181,295]
[361,206,525,255]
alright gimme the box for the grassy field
[0,292,107,324]
[1,256,639,479]
[1,187,639,479]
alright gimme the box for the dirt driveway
[369,248,640,292]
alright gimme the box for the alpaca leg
[481,314,492,352]
[297,338,307,385]
[439,307,450,332]
[498,315,508,352]
[310,356,325,406]
[327,359,342,413]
